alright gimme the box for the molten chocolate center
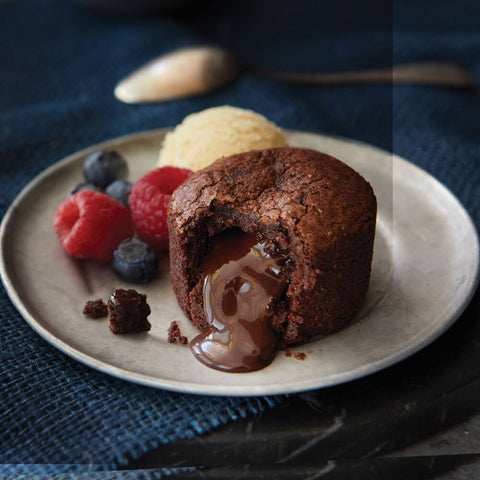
[190,229,288,373]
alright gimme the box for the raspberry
[53,190,134,263]
[128,167,192,251]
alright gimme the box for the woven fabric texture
[1,0,479,476]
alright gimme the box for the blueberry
[105,179,133,208]
[83,150,128,189]
[68,182,99,197]
[113,238,158,283]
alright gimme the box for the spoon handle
[256,62,476,88]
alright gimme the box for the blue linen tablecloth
[1,0,479,476]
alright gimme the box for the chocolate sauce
[190,230,288,373]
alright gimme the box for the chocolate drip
[190,230,288,373]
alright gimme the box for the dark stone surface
[128,287,480,478]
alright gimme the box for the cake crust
[168,147,377,346]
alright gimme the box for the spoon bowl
[115,47,241,104]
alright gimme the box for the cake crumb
[107,289,151,334]
[83,299,108,319]
[294,352,307,361]
[168,321,188,344]
[285,348,292,357]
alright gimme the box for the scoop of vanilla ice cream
[158,106,288,171]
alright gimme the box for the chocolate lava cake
[167,147,377,346]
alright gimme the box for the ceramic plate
[1,130,478,396]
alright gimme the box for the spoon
[114,46,476,104]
